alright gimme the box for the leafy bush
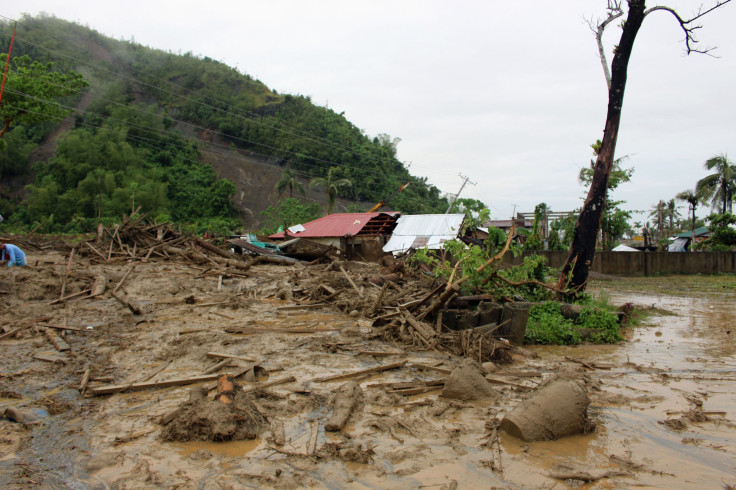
[525,301,622,345]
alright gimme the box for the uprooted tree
[558,0,732,292]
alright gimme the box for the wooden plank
[202,359,234,375]
[38,324,87,332]
[314,361,407,383]
[242,375,297,394]
[89,373,234,395]
[32,352,67,363]
[49,289,91,305]
[0,324,32,341]
[79,368,91,393]
[206,352,258,363]
[45,328,71,352]
[339,265,361,293]
[112,265,135,294]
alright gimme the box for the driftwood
[324,381,363,432]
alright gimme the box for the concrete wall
[503,251,736,276]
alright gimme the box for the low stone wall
[503,251,736,277]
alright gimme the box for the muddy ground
[0,243,735,489]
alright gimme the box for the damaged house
[269,212,400,261]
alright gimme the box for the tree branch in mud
[558,0,731,292]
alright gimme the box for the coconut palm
[275,168,305,199]
[648,200,666,241]
[696,153,736,214]
[664,198,681,233]
[676,188,702,240]
[309,167,352,214]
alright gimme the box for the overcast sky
[4,1,735,223]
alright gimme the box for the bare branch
[645,0,733,55]
[588,1,624,90]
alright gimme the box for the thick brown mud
[0,249,734,488]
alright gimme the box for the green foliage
[408,238,555,302]
[310,167,352,214]
[696,154,735,215]
[525,301,622,345]
[579,142,635,249]
[701,213,736,250]
[259,198,322,235]
[0,15,450,222]
[0,54,88,138]
[525,302,580,345]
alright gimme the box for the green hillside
[0,14,448,234]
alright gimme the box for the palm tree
[696,153,736,214]
[676,188,701,241]
[664,198,681,233]
[648,200,666,242]
[309,167,352,214]
[275,168,305,199]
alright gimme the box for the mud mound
[442,359,499,401]
[161,385,266,442]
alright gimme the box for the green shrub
[525,301,622,345]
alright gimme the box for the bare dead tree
[559,0,732,292]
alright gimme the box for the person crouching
[0,243,27,267]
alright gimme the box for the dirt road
[0,246,734,488]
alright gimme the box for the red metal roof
[270,212,399,239]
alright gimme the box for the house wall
[503,251,736,276]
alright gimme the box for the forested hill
[0,14,448,233]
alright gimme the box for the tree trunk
[558,1,647,291]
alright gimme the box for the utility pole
[445,173,477,214]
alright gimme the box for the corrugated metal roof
[674,227,709,238]
[270,212,399,239]
[383,214,465,253]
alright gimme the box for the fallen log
[324,381,363,432]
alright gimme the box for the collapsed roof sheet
[382,214,465,254]
[269,212,399,239]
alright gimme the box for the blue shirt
[1,244,26,267]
